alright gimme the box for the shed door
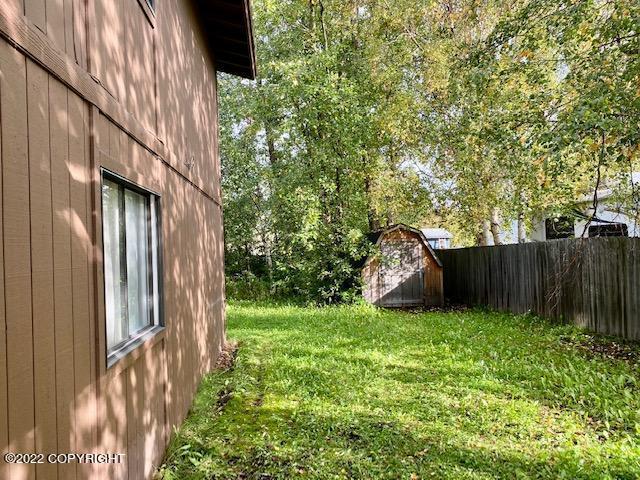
[379,240,424,306]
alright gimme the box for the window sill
[107,325,165,373]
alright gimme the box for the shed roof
[366,224,442,267]
[193,0,257,79]
[421,228,453,240]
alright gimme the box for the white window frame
[101,169,164,367]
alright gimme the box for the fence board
[439,238,640,341]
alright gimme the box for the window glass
[102,173,162,359]
[103,179,126,349]
[125,189,150,334]
[588,223,628,237]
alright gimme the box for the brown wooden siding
[28,59,59,480]
[155,0,221,199]
[424,253,443,306]
[0,40,6,480]
[0,0,227,478]
[1,38,34,480]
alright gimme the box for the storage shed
[362,225,444,307]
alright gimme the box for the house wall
[0,1,225,479]
[574,205,640,238]
[509,205,639,244]
[427,238,451,250]
[529,220,546,242]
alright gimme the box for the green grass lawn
[158,302,640,479]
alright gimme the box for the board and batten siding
[0,0,227,479]
[439,238,640,340]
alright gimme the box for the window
[136,0,156,27]
[102,171,162,365]
[588,223,628,237]
[545,216,574,240]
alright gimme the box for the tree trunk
[262,230,275,294]
[244,243,252,273]
[517,212,526,243]
[318,0,329,49]
[335,167,343,224]
[363,171,379,231]
[368,213,380,232]
[258,79,279,168]
[351,1,361,49]
[386,210,394,227]
[266,129,278,166]
[262,117,278,281]
[490,208,502,245]
[479,220,492,246]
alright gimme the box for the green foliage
[221,0,640,298]
[159,303,640,479]
[429,0,640,238]
[220,0,437,302]
[225,273,273,302]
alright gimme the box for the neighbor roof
[193,0,257,79]
[575,172,640,204]
[421,228,453,240]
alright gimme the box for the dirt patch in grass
[563,334,640,365]
[212,342,239,414]
[215,341,239,371]
[395,303,470,314]
[214,385,234,413]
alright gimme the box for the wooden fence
[438,238,640,340]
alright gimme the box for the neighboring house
[528,174,640,242]
[362,224,444,307]
[500,174,640,243]
[421,227,454,249]
[0,1,255,479]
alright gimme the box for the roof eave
[193,0,257,80]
